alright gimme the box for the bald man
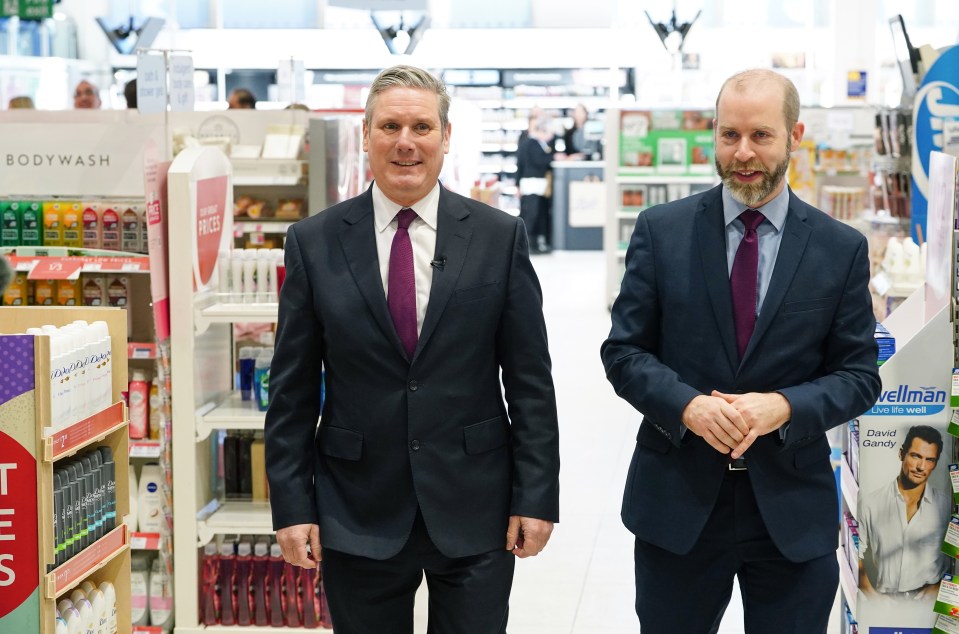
[73,80,102,109]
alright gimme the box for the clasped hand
[681,391,791,459]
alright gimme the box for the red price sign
[0,431,39,620]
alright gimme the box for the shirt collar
[722,184,790,232]
[893,479,935,505]
[373,182,441,233]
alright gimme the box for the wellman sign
[868,384,947,416]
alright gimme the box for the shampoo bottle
[235,539,253,626]
[128,370,149,440]
[137,463,163,533]
[130,555,150,627]
[200,542,220,625]
[268,543,285,626]
[149,556,174,631]
[252,541,270,625]
[219,541,237,625]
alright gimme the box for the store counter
[550,160,605,250]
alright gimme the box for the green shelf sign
[0,0,53,20]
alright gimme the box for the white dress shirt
[372,182,440,336]
[859,479,951,593]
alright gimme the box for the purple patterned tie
[730,209,765,360]
[388,208,418,359]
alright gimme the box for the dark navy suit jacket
[265,185,560,560]
[602,185,880,563]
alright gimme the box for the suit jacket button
[408,380,419,391]
[410,440,420,451]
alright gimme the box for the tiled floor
[414,251,842,633]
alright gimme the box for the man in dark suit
[601,68,880,633]
[265,64,560,634]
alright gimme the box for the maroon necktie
[388,208,418,359]
[730,209,765,360]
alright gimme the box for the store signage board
[0,335,40,629]
[0,0,52,19]
[0,119,163,198]
[136,54,167,115]
[169,55,195,112]
[912,45,959,244]
[923,151,957,323]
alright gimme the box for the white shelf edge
[837,550,857,620]
[196,500,275,545]
[176,626,331,633]
[195,392,266,441]
[840,453,859,512]
[194,300,279,334]
[615,174,717,184]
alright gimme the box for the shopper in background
[516,115,555,254]
[8,95,34,109]
[228,88,256,109]
[73,79,101,109]
[265,64,559,634]
[601,68,880,633]
[124,79,138,109]
[858,425,950,601]
[560,103,590,159]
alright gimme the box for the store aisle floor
[413,251,841,633]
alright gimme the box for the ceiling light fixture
[645,5,701,55]
[371,12,430,56]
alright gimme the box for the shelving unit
[0,305,131,634]
[836,151,959,632]
[603,107,718,307]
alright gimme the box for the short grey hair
[716,69,800,131]
[365,65,451,130]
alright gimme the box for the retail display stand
[0,306,130,634]
[839,151,959,633]
[603,106,718,307]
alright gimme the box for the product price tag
[82,262,103,272]
[944,521,959,559]
[871,271,892,297]
[27,257,82,280]
[951,465,959,504]
[935,614,959,634]
[121,262,142,272]
[937,575,959,618]
[949,410,959,440]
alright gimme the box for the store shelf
[45,401,126,461]
[133,627,165,634]
[195,392,266,441]
[194,300,278,334]
[614,172,717,184]
[176,625,333,634]
[234,220,296,235]
[837,550,857,619]
[197,500,274,545]
[128,341,158,359]
[129,440,162,458]
[232,158,307,186]
[46,525,128,599]
[7,254,150,279]
[130,532,162,550]
[617,210,645,219]
[840,454,859,512]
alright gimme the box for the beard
[715,144,791,208]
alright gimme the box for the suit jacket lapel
[414,188,472,361]
[696,193,738,374]
[741,194,811,365]
[337,190,410,360]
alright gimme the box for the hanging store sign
[911,46,959,243]
[0,0,52,19]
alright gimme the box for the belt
[728,456,747,471]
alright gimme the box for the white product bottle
[62,606,83,634]
[71,595,95,634]
[137,463,164,533]
[149,556,174,630]
[218,250,232,298]
[55,615,70,634]
[91,321,112,411]
[98,581,118,634]
[86,587,107,634]
[256,249,270,303]
[130,555,150,627]
[126,470,138,533]
[242,249,256,302]
[128,370,149,439]
[230,249,244,303]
